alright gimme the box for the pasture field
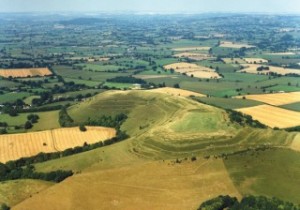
[236,91,300,106]
[224,149,300,204]
[239,64,300,76]
[0,92,30,104]
[280,102,300,112]
[219,41,255,49]
[0,68,52,78]
[0,126,116,163]
[23,95,40,105]
[236,105,300,128]
[164,62,221,79]
[172,46,211,51]
[0,78,19,88]
[195,97,264,109]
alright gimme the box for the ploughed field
[0,68,52,78]
[0,126,116,163]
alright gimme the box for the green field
[195,97,264,109]
[0,92,30,104]
[224,149,300,204]
[280,102,300,112]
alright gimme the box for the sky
[0,0,299,14]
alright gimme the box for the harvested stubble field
[243,58,268,64]
[219,41,255,49]
[0,68,52,78]
[236,91,300,106]
[239,64,300,76]
[173,52,212,61]
[0,126,116,163]
[172,46,211,51]
[267,52,296,55]
[148,87,205,97]
[222,58,245,64]
[236,105,300,128]
[164,62,221,79]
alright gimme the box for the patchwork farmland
[164,62,221,79]
[239,64,300,76]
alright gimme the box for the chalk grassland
[0,127,116,163]
[243,58,268,64]
[173,52,212,61]
[239,64,300,76]
[224,149,300,204]
[219,41,255,49]
[0,68,52,78]
[0,180,53,207]
[13,159,240,210]
[164,62,221,79]
[236,92,300,106]
[173,46,211,51]
[147,87,205,97]
[236,105,300,128]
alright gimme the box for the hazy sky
[0,0,300,13]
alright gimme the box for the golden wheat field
[0,68,52,78]
[236,105,300,128]
[219,41,255,49]
[148,87,205,97]
[239,64,300,76]
[164,62,221,79]
[236,92,300,106]
[0,126,116,163]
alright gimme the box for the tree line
[198,195,300,210]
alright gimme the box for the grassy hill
[6,90,299,209]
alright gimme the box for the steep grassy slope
[224,148,300,204]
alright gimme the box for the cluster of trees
[286,126,300,132]
[226,110,267,128]
[86,113,128,129]
[0,163,72,183]
[59,107,74,127]
[24,114,40,129]
[257,66,270,71]
[106,76,146,84]
[198,195,300,210]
